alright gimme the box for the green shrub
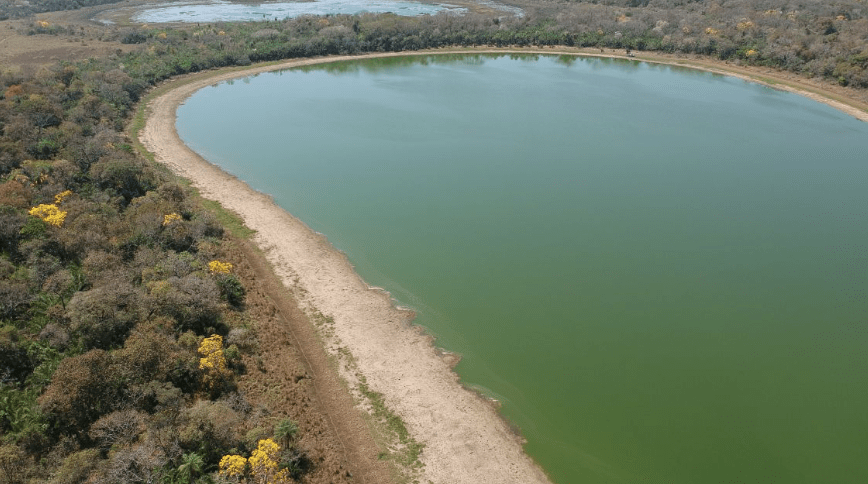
[18,217,47,240]
[216,273,245,307]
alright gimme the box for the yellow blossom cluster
[746,49,758,57]
[37,20,50,27]
[198,334,229,373]
[220,439,291,483]
[209,260,233,274]
[737,20,754,30]
[249,439,292,484]
[219,454,248,479]
[29,204,67,227]
[705,27,719,35]
[54,190,73,204]
[163,213,182,226]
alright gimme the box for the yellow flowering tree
[198,334,228,373]
[198,334,231,392]
[28,190,74,228]
[248,439,292,484]
[29,204,67,227]
[219,439,292,483]
[54,190,73,204]
[209,260,233,274]
[163,212,182,226]
[218,454,248,481]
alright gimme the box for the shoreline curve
[137,48,867,484]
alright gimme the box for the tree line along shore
[1,0,867,482]
[3,0,868,92]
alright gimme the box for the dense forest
[0,58,331,482]
[1,0,867,482]
[0,14,366,484]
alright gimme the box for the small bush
[216,273,245,307]
[120,31,148,44]
[226,328,256,351]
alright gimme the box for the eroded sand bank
[138,49,867,484]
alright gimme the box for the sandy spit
[139,48,868,484]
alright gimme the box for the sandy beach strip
[138,48,867,484]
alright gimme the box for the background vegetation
[5,0,868,88]
[0,0,129,20]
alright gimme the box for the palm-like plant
[274,419,299,449]
[175,452,204,484]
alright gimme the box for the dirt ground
[0,3,138,74]
[222,237,395,484]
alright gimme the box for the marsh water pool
[177,54,868,483]
[132,0,464,23]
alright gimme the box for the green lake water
[177,54,868,484]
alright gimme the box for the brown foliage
[179,400,242,462]
[89,410,146,451]
[0,444,27,484]
[0,180,32,209]
[67,284,140,350]
[114,324,184,383]
[57,211,114,260]
[38,349,119,434]
[3,85,24,99]
[143,274,222,333]
[81,250,127,287]
[50,448,101,484]
[96,440,164,484]
[0,208,26,254]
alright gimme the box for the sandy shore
[138,48,867,484]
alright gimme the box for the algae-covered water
[177,54,868,484]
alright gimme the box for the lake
[177,54,868,484]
